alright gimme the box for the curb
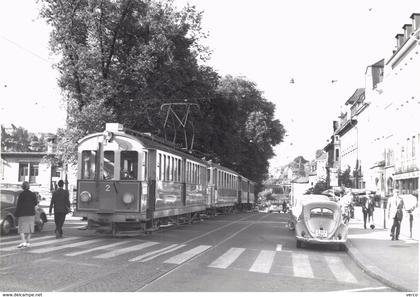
[345,239,413,292]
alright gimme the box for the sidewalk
[346,209,418,292]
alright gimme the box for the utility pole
[160,102,199,151]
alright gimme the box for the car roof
[0,188,22,193]
[302,199,340,210]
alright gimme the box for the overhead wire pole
[160,102,200,151]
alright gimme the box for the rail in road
[0,212,393,292]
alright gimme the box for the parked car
[0,188,48,235]
[290,194,348,250]
[268,203,282,213]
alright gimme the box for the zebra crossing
[0,235,359,283]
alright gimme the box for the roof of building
[316,153,327,160]
[1,151,48,157]
[292,176,309,183]
[345,88,365,105]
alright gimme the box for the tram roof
[78,123,252,179]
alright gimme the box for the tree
[339,166,352,188]
[39,1,285,187]
[1,125,30,152]
[306,178,328,194]
[194,75,285,185]
[288,156,308,177]
[39,0,215,164]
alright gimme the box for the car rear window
[309,207,334,218]
[0,192,15,204]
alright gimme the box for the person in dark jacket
[15,181,38,248]
[49,180,71,238]
[360,195,369,229]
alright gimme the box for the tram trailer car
[74,123,255,234]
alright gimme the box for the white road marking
[30,239,103,253]
[1,237,80,252]
[208,247,245,269]
[65,241,130,256]
[249,250,276,273]
[129,244,185,262]
[276,244,282,251]
[164,245,212,265]
[292,253,314,278]
[0,235,55,246]
[94,241,158,259]
[335,286,389,292]
[324,255,358,283]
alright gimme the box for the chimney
[395,33,405,48]
[411,13,420,31]
[403,24,413,40]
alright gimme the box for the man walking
[387,189,404,240]
[49,180,71,238]
[360,194,369,229]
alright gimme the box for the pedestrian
[282,200,287,213]
[387,189,404,240]
[49,180,71,239]
[340,188,353,223]
[14,181,38,248]
[360,194,369,229]
[367,192,375,229]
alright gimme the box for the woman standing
[15,181,38,248]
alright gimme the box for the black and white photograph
[0,0,419,295]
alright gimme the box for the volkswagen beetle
[291,194,348,250]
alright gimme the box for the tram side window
[81,150,97,180]
[121,151,138,180]
[141,151,148,181]
[103,151,115,180]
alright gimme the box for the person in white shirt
[387,189,404,240]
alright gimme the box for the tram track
[135,212,272,291]
[53,211,264,291]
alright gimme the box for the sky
[1,0,419,171]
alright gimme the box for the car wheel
[296,240,301,248]
[1,217,13,235]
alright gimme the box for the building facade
[383,13,420,197]
[324,13,420,201]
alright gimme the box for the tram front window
[121,151,138,180]
[104,151,115,180]
[81,150,97,180]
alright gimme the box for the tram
[74,123,256,235]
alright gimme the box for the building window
[29,163,39,183]
[412,136,416,159]
[18,163,39,183]
[335,149,339,161]
[18,163,28,182]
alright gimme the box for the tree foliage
[39,0,285,185]
[1,125,48,152]
[339,167,353,188]
[305,178,328,195]
[194,75,285,184]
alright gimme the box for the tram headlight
[80,191,92,203]
[122,192,134,205]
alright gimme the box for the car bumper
[296,236,347,244]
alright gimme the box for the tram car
[74,123,255,235]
